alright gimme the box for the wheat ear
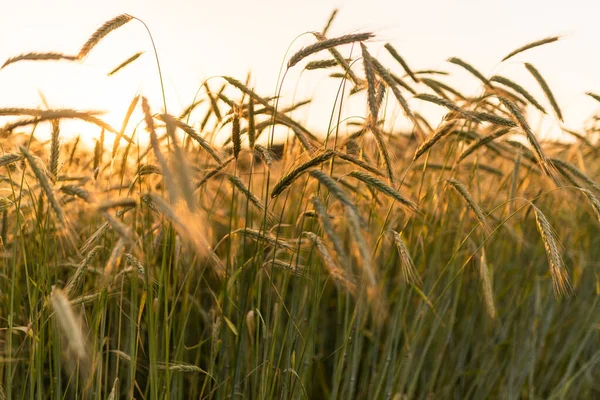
[78,14,133,59]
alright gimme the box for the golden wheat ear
[78,14,133,60]
[2,52,77,69]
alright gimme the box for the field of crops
[0,12,599,399]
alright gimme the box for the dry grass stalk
[502,36,560,62]
[384,43,418,82]
[271,150,335,198]
[524,63,563,121]
[531,204,572,298]
[490,75,547,113]
[50,288,90,375]
[19,145,67,225]
[107,51,143,76]
[288,32,374,68]
[447,57,491,88]
[349,171,417,212]
[1,52,77,69]
[305,232,356,294]
[389,230,422,286]
[448,179,491,235]
[478,248,497,321]
[78,14,133,59]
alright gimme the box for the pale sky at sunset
[1,0,600,146]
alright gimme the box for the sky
[1,0,600,146]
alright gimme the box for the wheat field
[0,12,599,399]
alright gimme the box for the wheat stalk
[78,14,133,59]
[349,171,417,212]
[498,97,558,182]
[2,52,77,69]
[311,195,349,265]
[490,75,547,113]
[579,189,600,223]
[107,51,143,76]
[413,122,456,161]
[384,43,418,82]
[448,57,491,88]
[502,36,560,62]
[195,156,234,189]
[531,204,572,298]
[304,232,357,295]
[50,288,90,374]
[360,44,380,119]
[271,150,335,198]
[288,32,374,68]
[158,114,223,164]
[0,153,23,168]
[64,246,104,296]
[458,128,512,162]
[369,124,395,185]
[448,179,491,235]
[388,230,421,286]
[367,49,414,120]
[524,63,563,121]
[20,145,67,225]
[478,248,497,321]
[322,9,338,36]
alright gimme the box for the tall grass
[0,12,599,400]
